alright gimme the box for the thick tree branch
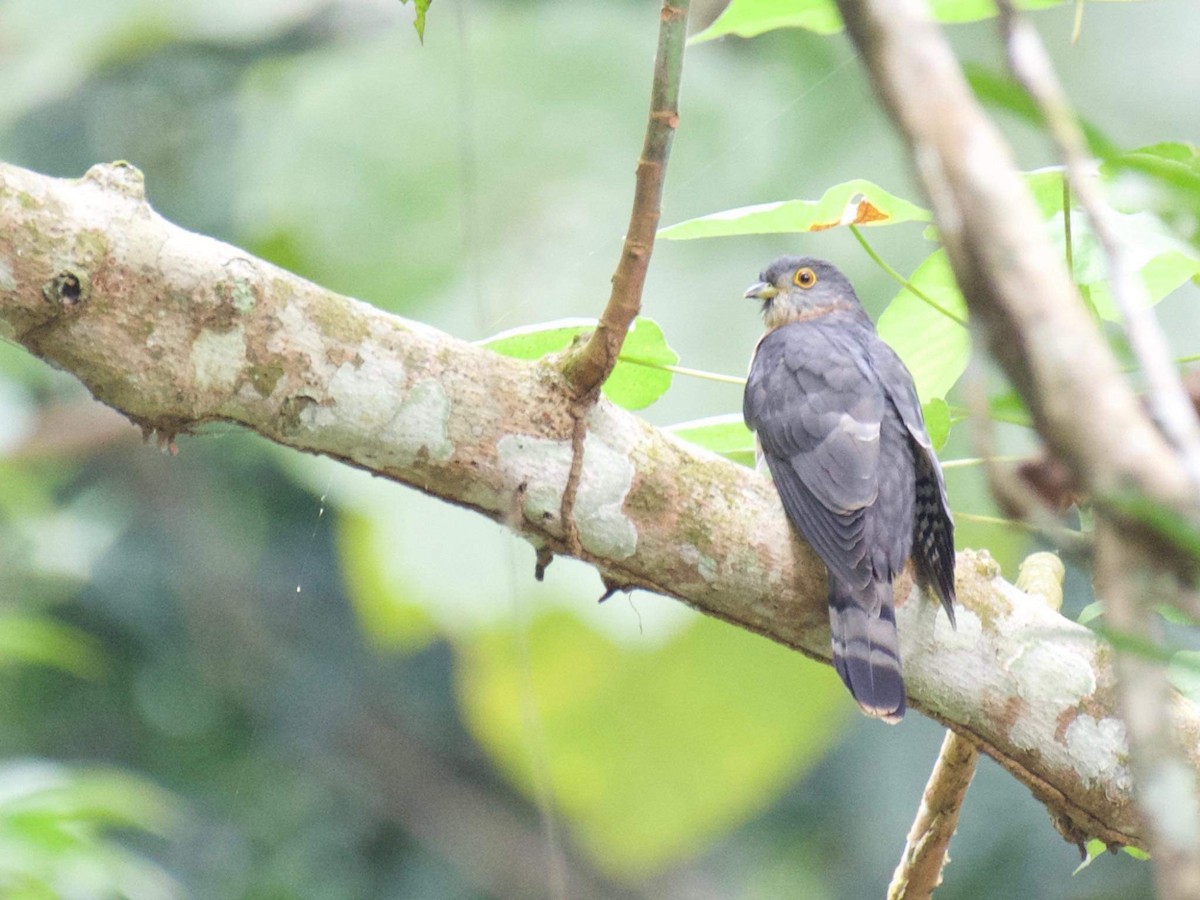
[993,7,1200,894]
[833,0,1200,885]
[565,0,688,396]
[2,159,1197,854]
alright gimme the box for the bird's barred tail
[913,454,957,626]
[828,579,905,723]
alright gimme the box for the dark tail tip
[829,581,906,723]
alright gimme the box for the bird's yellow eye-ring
[793,266,817,288]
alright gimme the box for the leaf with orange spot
[658,180,929,240]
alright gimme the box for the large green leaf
[693,0,1064,43]
[1104,143,1200,249]
[1109,141,1200,193]
[1014,168,1200,318]
[457,610,849,876]
[479,317,595,359]
[481,317,679,411]
[876,250,970,402]
[659,180,929,240]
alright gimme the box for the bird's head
[744,256,863,330]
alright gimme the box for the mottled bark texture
[2,160,1196,852]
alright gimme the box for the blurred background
[1,0,1196,896]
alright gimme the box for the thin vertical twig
[564,1,689,396]
[557,0,689,552]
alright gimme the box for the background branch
[833,0,1200,890]
[994,7,1200,894]
[994,0,1200,492]
[1,158,1195,856]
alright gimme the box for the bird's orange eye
[793,267,817,288]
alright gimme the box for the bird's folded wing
[745,324,886,590]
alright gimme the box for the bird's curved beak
[744,282,779,301]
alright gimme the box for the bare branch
[1095,523,1200,897]
[888,730,979,900]
[565,0,688,396]
[2,158,1198,854]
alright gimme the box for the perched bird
[742,256,956,722]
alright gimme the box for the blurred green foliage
[2,0,1197,896]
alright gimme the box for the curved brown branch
[2,159,1197,855]
[564,0,688,396]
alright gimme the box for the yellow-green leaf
[922,397,951,452]
[457,612,848,876]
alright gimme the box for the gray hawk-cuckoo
[742,256,956,722]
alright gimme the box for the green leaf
[458,611,849,876]
[1025,167,1072,218]
[667,415,757,468]
[0,615,106,679]
[691,0,842,42]
[922,398,951,452]
[1074,837,1150,875]
[876,250,971,402]
[1047,207,1200,319]
[658,180,930,240]
[693,0,1065,43]
[479,317,594,359]
[397,0,432,42]
[1074,838,1108,875]
[928,0,1063,21]
[967,67,1117,157]
[481,317,679,411]
[612,318,680,410]
[988,389,1034,428]
[1108,141,1200,189]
